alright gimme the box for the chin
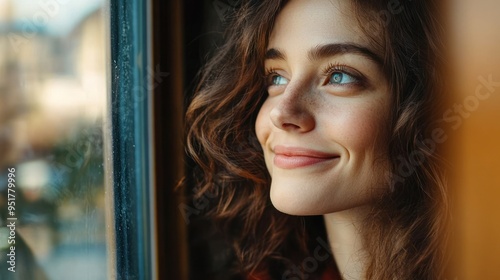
[269,181,379,216]
[269,185,310,215]
[270,198,318,216]
[269,186,334,216]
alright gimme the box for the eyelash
[264,68,282,86]
[265,64,364,83]
[264,68,278,78]
[320,63,364,86]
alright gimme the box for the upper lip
[273,145,339,158]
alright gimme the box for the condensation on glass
[0,0,112,279]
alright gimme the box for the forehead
[268,0,378,56]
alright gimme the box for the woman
[185,0,448,279]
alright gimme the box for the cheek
[255,99,274,174]
[255,99,272,146]
[333,100,390,157]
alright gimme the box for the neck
[323,206,370,280]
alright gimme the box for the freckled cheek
[255,100,274,173]
[255,99,273,146]
[333,106,389,156]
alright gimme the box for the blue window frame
[109,0,156,278]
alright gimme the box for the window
[0,0,109,279]
[0,0,187,279]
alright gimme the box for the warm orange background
[448,0,500,278]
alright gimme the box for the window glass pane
[0,0,111,279]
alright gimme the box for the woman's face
[255,0,392,215]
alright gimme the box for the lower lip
[274,155,339,169]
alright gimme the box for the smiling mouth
[273,146,340,169]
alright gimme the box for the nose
[269,83,315,132]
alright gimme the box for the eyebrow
[265,43,383,65]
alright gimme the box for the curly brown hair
[185,0,449,279]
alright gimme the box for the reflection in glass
[0,0,110,279]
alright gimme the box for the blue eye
[329,72,357,85]
[271,75,288,86]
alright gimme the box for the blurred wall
[449,0,500,278]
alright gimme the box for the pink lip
[273,146,340,169]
